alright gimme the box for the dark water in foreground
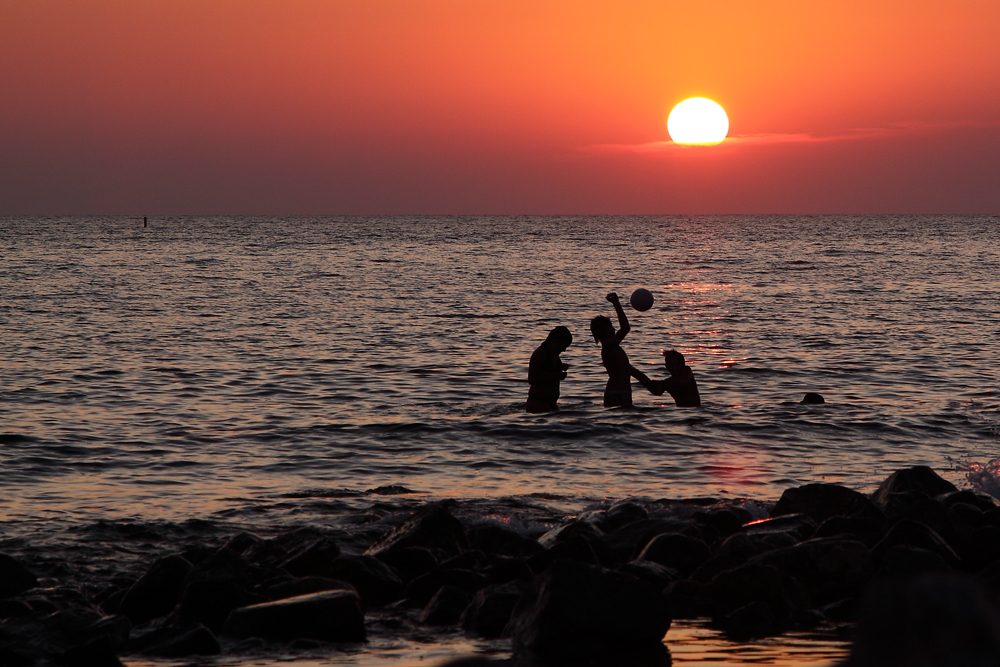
[2,215,999,664]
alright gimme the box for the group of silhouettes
[526,292,701,414]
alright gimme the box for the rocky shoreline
[3,465,1000,666]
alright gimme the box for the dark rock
[0,554,37,598]
[871,519,961,569]
[418,585,473,626]
[801,392,825,404]
[223,532,264,556]
[139,624,220,657]
[2,608,129,666]
[751,537,873,605]
[871,466,958,510]
[483,557,534,585]
[692,509,745,540]
[403,568,487,608]
[949,502,986,531]
[505,560,671,653]
[821,597,859,623]
[176,580,267,632]
[537,519,604,549]
[99,588,129,615]
[616,561,680,590]
[814,516,888,548]
[118,555,192,624]
[328,555,404,608]
[958,527,1000,573]
[0,600,32,619]
[365,502,469,558]
[221,590,365,643]
[439,550,489,572]
[604,502,649,530]
[843,574,1000,667]
[601,518,701,564]
[772,483,884,524]
[183,547,253,590]
[714,600,777,640]
[743,514,818,542]
[59,632,123,666]
[281,538,342,577]
[637,533,711,576]
[760,532,798,550]
[704,563,806,631]
[663,579,716,619]
[374,546,438,584]
[528,534,601,573]
[461,582,525,638]
[940,490,998,513]
[880,494,961,549]
[877,545,951,576]
[264,576,357,601]
[467,524,543,558]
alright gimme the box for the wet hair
[590,315,613,342]
[546,325,572,348]
[663,349,685,368]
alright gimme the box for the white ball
[630,288,654,312]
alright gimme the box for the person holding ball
[526,326,573,413]
[591,292,659,408]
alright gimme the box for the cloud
[581,120,997,154]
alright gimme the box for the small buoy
[143,216,147,228]
[630,288,654,312]
[801,392,825,404]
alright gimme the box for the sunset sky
[2,0,999,214]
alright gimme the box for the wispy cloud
[581,120,997,154]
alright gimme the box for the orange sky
[2,0,999,214]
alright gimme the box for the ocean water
[2,215,999,664]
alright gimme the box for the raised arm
[607,292,630,343]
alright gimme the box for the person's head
[590,316,614,344]
[662,349,685,373]
[545,326,573,352]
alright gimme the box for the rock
[403,568,488,608]
[0,554,37,598]
[940,490,998,513]
[958,527,1000,573]
[176,580,267,632]
[328,555,404,608]
[751,537,873,605]
[223,532,264,556]
[483,557,534,585]
[637,533,712,576]
[663,579,716,619]
[601,518,701,564]
[263,576,358,601]
[604,502,649,530]
[461,582,525,638]
[374,546,438,583]
[0,600,32,619]
[118,555,192,624]
[879,494,960,549]
[528,534,601,572]
[365,502,469,558]
[714,600,777,640]
[692,509,745,540]
[704,563,805,632]
[467,524,543,558]
[949,502,987,531]
[537,519,605,550]
[139,624,220,657]
[772,483,884,524]
[821,597,859,623]
[801,392,825,404]
[221,590,365,643]
[281,538,342,577]
[0,607,128,665]
[871,466,958,510]
[871,519,961,569]
[183,547,253,590]
[814,516,888,548]
[418,585,473,626]
[877,545,952,576]
[743,514,818,542]
[438,550,489,572]
[616,561,680,590]
[842,574,1000,667]
[505,560,671,654]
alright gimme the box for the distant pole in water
[143,216,147,228]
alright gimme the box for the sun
[667,98,729,145]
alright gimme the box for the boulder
[879,494,960,549]
[528,534,601,572]
[221,590,365,643]
[418,585,473,626]
[327,555,404,608]
[138,624,220,657]
[365,502,469,558]
[281,538,342,577]
[0,606,127,665]
[772,483,884,523]
[743,514,818,542]
[601,518,702,564]
[537,519,604,550]
[604,502,649,530]
[483,557,534,585]
[714,600,777,640]
[843,574,1000,667]
[505,560,671,654]
[118,555,192,624]
[374,546,438,584]
[176,580,267,632]
[616,561,680,590]
[403,568,488,608]
[877,545,952,576]
[958,527,1000,573]
[704,563,805,631]
[637,533,712,576]
[461,582,525,638]
[871,519,961,569]
[183,547,253,590]
[814,516,888,548]
[663,579,716,619]
[871,466,958,510]
[263,576,357,601]
[0,554,37,598]
[692,509,745,540]
[751,537,873,605]
[467,524,543,558]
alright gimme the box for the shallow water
[2,215,999,664]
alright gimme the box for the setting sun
[667,98,730,145]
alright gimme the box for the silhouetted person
[653,349,701,407]
[591,292,657,408]
[526,326,572,413]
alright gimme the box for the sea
[2,215,999,665]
